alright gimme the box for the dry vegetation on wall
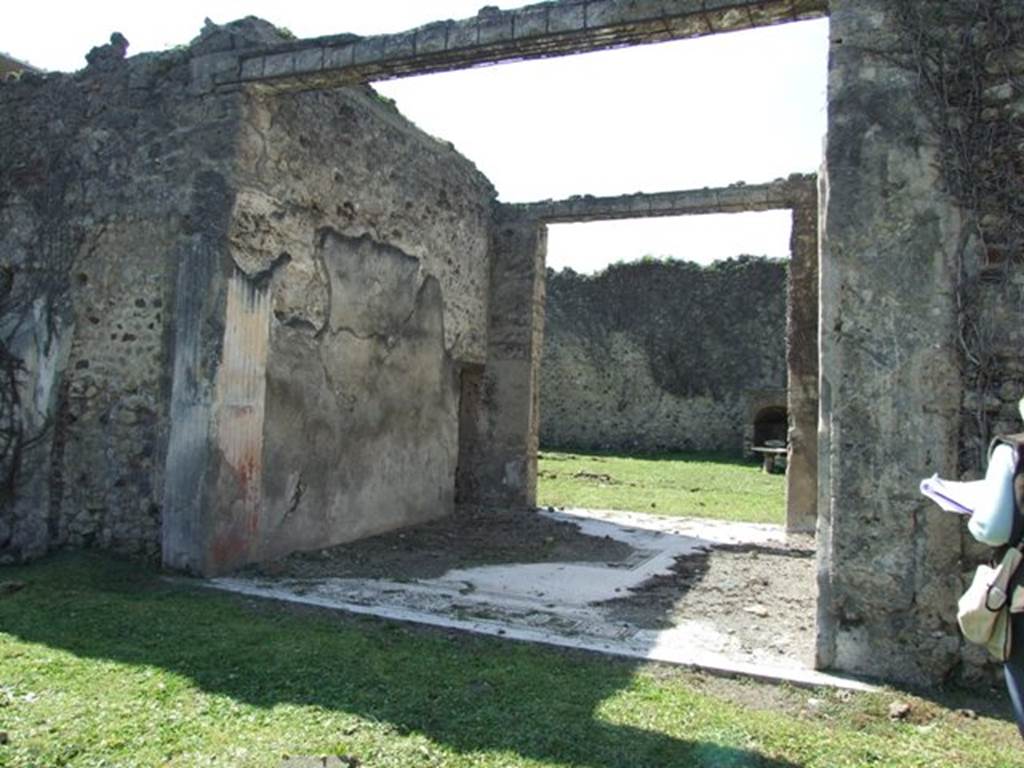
[0,79,83,507]
[0,266,25,501]
[894,0,1024,470]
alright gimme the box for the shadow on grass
[0,552,799,768]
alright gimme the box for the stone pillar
[161,171,239,575]
[160,240,229,575]
[458,206,545,509]
[815,0,965,684]
[786,186,819,533]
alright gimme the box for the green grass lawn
[0,553,1021,768]
[538,450,785,524]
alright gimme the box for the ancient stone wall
[456,209,546,510]
[0,30,255,563]
[820,0,963,686]
[540,257,787,454]
[932,4,1024,479]
[161,54,495,574]
[0,20,495,572]
[924,1,1024,681]
[818,0,1023,686]
[785,185,819,532]
[209,86,494,568]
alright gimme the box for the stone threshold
[201,575,876,693]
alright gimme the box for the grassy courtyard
[537,450,785,524]
[0,553,1021,768]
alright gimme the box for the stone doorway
[459,178,820,536]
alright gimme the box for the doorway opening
[538,211,793,521]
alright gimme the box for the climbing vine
[0,265,24,506]
[0,77,84,518]
[894,0,1024,470]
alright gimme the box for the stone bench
[752,446,787,474]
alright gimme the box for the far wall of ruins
[540,257,787,455]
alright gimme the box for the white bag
[958,546,1022,661]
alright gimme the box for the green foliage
[548,253,783,280]
[0,553,1021,767]
[538,450,785,524]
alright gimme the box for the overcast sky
[2,2,829,272]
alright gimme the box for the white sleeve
[967,443,1018,546]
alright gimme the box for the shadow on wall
[0,552,804,768]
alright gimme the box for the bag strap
[1014,462,1024,547]
[986,546,1024,610]
[988,433,1024,455]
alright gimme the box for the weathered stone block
[515,6,550,37]
[382,31,416,59]
[190,52,242,92]
[448,19,478,49]
[262,52,296,78]
[700,0,745,10]
[627,195,651,215]
[745,2,799,28]
[293,48,324,74]
[239,56,265,80]
[323,43,356,69]
[479,14,515,45]
[716,186,757,208]
[548,3,586,33]
[714,8,750,31]
[586,0,673,28]
[983,81,1014,103]
[353,37,386,65]
[986,47,1024,76]
[416,22,450,54]
[683,188,720,209]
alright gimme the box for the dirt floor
[255,506,817,667]
[266,507,634,580]
[600,536,817,664]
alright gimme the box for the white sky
[2,2,829,273]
